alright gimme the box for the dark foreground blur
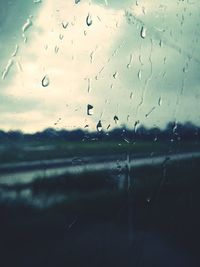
[0,157,200,267]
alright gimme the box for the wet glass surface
[0,1,200,266]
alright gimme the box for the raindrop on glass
[138,69,142,80]
[140,26,146,39]
[42,75,50,87]
[87,104,93,115]
[113,71,118,79]
[86,13,92,26]
[114,115,119,124]
[96,121,102,132]
[55,46,59,53]
[62,21,68,29]
[158,97,162,106]
[59,34,64,40]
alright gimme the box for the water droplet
[55,46,59,53]
[138,69,142,80]
[158,97,162,106]
[62,21,68,29]
[140,26,146,39]
[42,75,50,87]
[59,34,64,40]
[130,92,133,99]
[114,115,119,124]
[12,45,19,57]
[87,104,93,115]
[75,0,81,4]
[87,78,91,93]
[113,71,118,79]
[34,0,42,3]
[16,61,23,72]
[96,121,102,132]
[2,59,14,80]
[86,13,92,26]
[123,138,130,143]
[145,107,155,118]
[22,18,32,42]
[127,54,133,69]
[146,197,151,203]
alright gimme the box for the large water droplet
[87,104,93,115]
[140,26,146,39]
[86,13,92,26]
[42,75,50,87]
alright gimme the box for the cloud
[0,0,200,132]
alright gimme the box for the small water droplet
[113,71,118,79]
[87,78,91,93]
[62,21,68,29]
[138,69,142,80]
[87,104,93,115]
[12,45,19,57]
[59,34,64,40]
[158,97,162,106]
[146,197,151,203]
[75,0,81,4]
[42,75,50,87]
[2,59,14,80]
[127,54,133,68]
[114,115,119,124]
[55,46,59,53]
[34,0,42,3]
[96,121,102,132]
[86,13,92,26]
[140,26,146,39]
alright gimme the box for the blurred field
[0,157,200,267]
[1,140,200,164]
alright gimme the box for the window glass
[0,1,200,266]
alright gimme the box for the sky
[0,0,200,133]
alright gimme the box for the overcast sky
[0,0,200,133]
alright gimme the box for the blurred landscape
[0,122,200,267]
